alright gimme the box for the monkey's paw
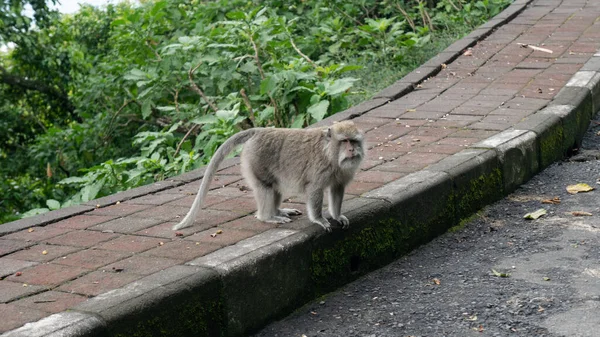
[313,218,332,233]
[264,216,293,224]
[337,215,350,229]
[278,208,303,216]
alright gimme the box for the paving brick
[55,249,130,269]
[419,98,466,112]
[220,215,280,233]
[430,114,481,128]
[436,137,480,147]
[46,214,117,230]
[376,152,448,173]
[412,143,466,155]
[364,123,412,145]
[103,255,182,275]
[451,105,496,116]
[45,230,118,248]
[3,226,72,242]
[142,240,222,261]
[166,194,231,208]
[127,193,187,205]
[87,203,152,217]
[350,116,392,131]
[0,257,38,278]
[208,197,257,215]
[0,303,47,333]
[488,107,533,117]
[208,174,243,190]
[129,204,192,221]
[0,280,45,303]
[88,216,164,234]
[185,228,257,247]
[355,170,406,184]
[5,244,81,263]
[345,181,384,195]
[469,121,513,131]
[448,129,498,140]
[135,221,197,238]
[0,239,32,257]
[5,263,89,286]
[57,270,142,297]
[411,127,457,141]
[399,110,445,120]
[13,290,87,313]
[96,235,165,253]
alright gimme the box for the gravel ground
[253,118,600,337]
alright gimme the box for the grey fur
[173,121,364,232]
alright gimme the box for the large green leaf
[307,100,329,121]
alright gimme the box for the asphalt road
[252,116,600,337]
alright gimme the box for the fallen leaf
[159,242,164,246]
[523,208,547,220]
[543,277,551,281]
[567,183,594,194]
[15,272,22,277]
[175,232,184,237]
[42,250,48,255]
[463,49,473,56]
[406,108,417,112]
[216,230,223,234]
[571,211,592,216]
[491,269,510,277]
[27,228,34,233]
[22,283,27,287]
[432,278,441,285]
[441,63,447,69]
[538,306,545,312]
[466,315,477,321]
[542,197,561,204]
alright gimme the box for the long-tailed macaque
[172,121,365,232]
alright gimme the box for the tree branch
[0,65,74,113]
[188,63,219,113]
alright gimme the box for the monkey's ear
[324,128,332,139]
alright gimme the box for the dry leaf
[159,242,164,246]
[466,315,477,321]
[175,232,184,237]
[566,183,594,194]
[27,228,34,233]
[491,269,510,277]
[432,278,441,285]
[571,211,592,216]
[542,197,561,204]
[216,229,223,234]
[406,108,417,112]
[463,49,473,56]
[42,250,48,255]
[523,208,547,220]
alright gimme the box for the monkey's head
[326,121,365,170]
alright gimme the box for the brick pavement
[2,0,600,334]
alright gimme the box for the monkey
[172,120,365,232]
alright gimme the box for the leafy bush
[0,0,512,222]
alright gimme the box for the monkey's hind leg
[254,185,292,224]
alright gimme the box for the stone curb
[7,1,600,336]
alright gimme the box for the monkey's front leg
[328,184,349,229]
[306,188,331,232]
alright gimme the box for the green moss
[449,212,481,233]
[113,290,225,337]
[455,168,503,220]
[540,125,564,168]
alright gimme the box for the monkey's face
[337,138,364,169]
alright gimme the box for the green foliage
[0,0,512,222]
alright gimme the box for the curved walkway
[2,0,600,336]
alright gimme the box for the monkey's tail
[172,128,261,230]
